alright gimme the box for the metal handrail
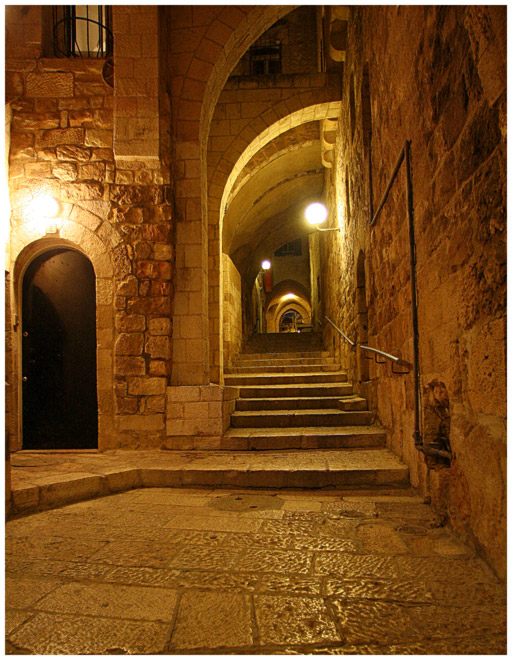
[359,344,412,373]
[325,316,355,348]
[325,316,411,372]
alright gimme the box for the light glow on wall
[283,293,296,300]
[261,259,271,270]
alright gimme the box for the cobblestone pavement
[5,487,506,654]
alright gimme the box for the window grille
[274,238,302,257]
[250,39,282,75]
[52,6,113,58]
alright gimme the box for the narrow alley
[4,4,506,655]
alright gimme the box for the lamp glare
[261,259,271,271]
[305,202,328,225]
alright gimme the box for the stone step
[237,396,342,411]
[337,396,368,411]
[235,353,331,364]
[224,371,348,386]
[237,383,355,398]
[9,449,409,512]
[226,363,341,374]
[231,409,374,428]
[221,425,386,450]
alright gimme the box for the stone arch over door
[10,229,115,451]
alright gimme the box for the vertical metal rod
[405,140,422,449]
[368,131,374,222]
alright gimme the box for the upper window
[274,239,302,258]
[250,39,282,75]
[52,5,113,58]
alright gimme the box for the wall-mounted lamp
[305,202,340,232]
[261,259,271,271]
[27,194,62,234]
[283,293,296,300]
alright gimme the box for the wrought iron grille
[250,39,282,75]
[52,6,113,58]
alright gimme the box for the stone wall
[6,6,174,450]
[222,253,243,369]
[321,6,506,577]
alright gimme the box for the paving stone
[173,570,261,592]
[167,514,262,533]
[7,613,171,654]
[35,582,178,622]
[259,519,321,536]
[170,591,253,650]
[88,539,181,568]
[6,536,108,561]
[259,575,322,596]
[169,545,240,571]
[355,521,410,554]
[408,604,507,639]
[330,599,423,645]
[100,566,182,588]
[315,553,398,579]
[235,547,313,574]
[326,577,434,603]
[254,595,340,646]
[5,610,34,636]
[5,576,63,609]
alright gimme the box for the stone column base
[164,384,239,450]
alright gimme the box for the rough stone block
[26,72,73,98]
[115,332,144,356]
[115,356,146,376]
[127,377,166,396]
[118,414,164,432]
[148,317,172,335]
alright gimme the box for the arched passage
[21,247,98,449]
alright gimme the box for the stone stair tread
[223,424,385,437]
[227,370,347,377]
[233,408,367,416]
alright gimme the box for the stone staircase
[220,332,409,488]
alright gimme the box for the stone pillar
[113,6,160,165]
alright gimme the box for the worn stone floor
[5,485,506,654]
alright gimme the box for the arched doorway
[21,248,98,449]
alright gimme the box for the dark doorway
[22,248,98,449]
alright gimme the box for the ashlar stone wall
[6,6,174,450]
[321,6,506,578]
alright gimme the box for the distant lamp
[305,201,340,232]
[261,259,271,271]
[283,293,296,300]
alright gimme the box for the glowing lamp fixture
[305,202,328,225]
[28,194,59,220]
[27,195,62,234]
[261,259,271,271]
[305,201,340,232]
[283,293,296,300]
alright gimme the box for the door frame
[11,236,113,452]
